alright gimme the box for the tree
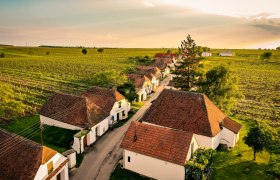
[90,70,127,88]
[117,83,138,103]
[166,49,172,54]
[0,52,5,58]
[46,51,50,56]
[198,65,243,113]
[260,52,272,60]
[97,48,104,53]
[276,46,280,50]
[82,48,87,55]
[173,34,201,91]
[243,125,272,160]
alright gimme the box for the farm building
[40,87,130,153]
[219,51,235,56]
[121,121,198,180]
[127,74,153,102]
[201,52,212,57]
[135,66,161,90]
[0,129,69,180]
[141,89,242,149]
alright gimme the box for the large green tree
[243,125,272,160]
[260,52,272,60]
[198,65,243,113]
[90,70,127,88]
[117,83,138,103]
[173,35,201,91]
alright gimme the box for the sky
[0,0,279,48]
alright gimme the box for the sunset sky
[0,0,279,48]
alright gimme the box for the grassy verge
[0,115,78,153]
[110,164,151,180]
[212,118,274,179]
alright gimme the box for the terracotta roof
[42,146,57,164]
[155,53,177,58]
[127,74,151,89]
[221,117,242,134]
[142,89,242,137]
[40,93,90,128]
[120,121,193,166]
[151,62,169,71]
[136,66,161,80]
[0,129,56,180]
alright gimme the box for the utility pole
[40,123,44,146]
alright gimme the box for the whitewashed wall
[110,99,130,124]
[34,153,69,180]
[40,115,83,131]
[123,150,185,180]
[220,127,237,147]
[186,136,199,160]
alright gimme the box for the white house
[201,52,212,57]
[127,74,153,102]
[0,129,69,180]
[219,51,235,56]
[40,87,130,153]
[136,66,161,90]
[121,121,199,180]
[141,89,242,149]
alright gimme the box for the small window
[128,156,131,162]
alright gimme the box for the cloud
[143,0,154,7]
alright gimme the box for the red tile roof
[136,66,162,80]
[127,74,148,89]
[40,87,125,128]
[155,53,177,58]
[0,129,56,179]
[142,89,242,137]
[120,121,193,166]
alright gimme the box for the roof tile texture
[120,121,193,166]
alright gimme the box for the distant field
[202,50,280,133]
[0,46,164,120]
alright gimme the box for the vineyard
[0,46,163,121]
[203,49,280,134]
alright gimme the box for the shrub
[0,52,5,58]
[82,48,87,55]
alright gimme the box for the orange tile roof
[42,146,57,164]
[142,89,242,137]
[121,121,193,166]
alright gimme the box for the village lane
[71,75,171,180]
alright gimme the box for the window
[118,101,122,108]
[128,156,131,162]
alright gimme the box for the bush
[260,52,272,60]
[97,48,104,53]
[82,48,87,55]
[46,51,50,56]
[0,52,4,58]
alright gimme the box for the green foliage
[0,52,5,58]
[0,82,28,120]
[174,34,201,90]
[128,56,154,65]
[266,153,280,176]
[82,48,87,55]
[89,70,127,88]
[260,52,272,60]
[97,48,104,53]
[111,164,150,180]
[185,148,215,180]
[243,124,272,160]
[276,46,280,50]
[117,82,138,103]
[199,65,243,113]
[46,51,50,56]
[166,49,172,53]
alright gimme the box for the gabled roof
[155,53,177,58]
[40,93,90,128]
[141,89,242,137]
[82,87,125,116]
[0,129,57,179]
[121,121,193,166]
[136,66,161,80]
[127,74,151,89]
[40,87,125,128]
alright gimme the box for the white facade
[219,52,234,56]
[201,52,212,57]
[40,115,83,131]
[137,88,147,102]
[34,153,69,180]
[110,99,130,124]
[123,150,185,180]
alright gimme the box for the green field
[1,46,280,178]
[0,46,163,121]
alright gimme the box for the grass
[0,115,78,153]
[212,118,274,180]
[110,164,151,180]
